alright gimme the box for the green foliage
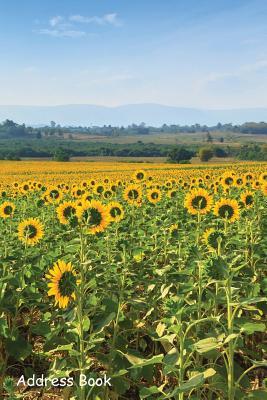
[199,147,213,161]
[213,146,228,158]
[0,167,266,399]
[237,144,267,161]
[53,148,70,162]
[0,120,28,138]
[0,139,177,159]
[167,147,195,163]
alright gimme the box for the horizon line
[0,103,267,111]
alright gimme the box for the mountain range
[0,104,266,126]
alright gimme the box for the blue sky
[0,0,267,108]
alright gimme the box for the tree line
[0,138,266,162]
[1,119,267,139]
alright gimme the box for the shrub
[199,147,213,162]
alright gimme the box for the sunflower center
[96,186,104,193]
[50,190,59,199]
[225,177,233,185]
[104,191,112,198]
[245,195,253,205]
[128,189,139,200]
[110,207,121,218]
[63,206,75,218]
[192,195,208,209]
[4,206,13,215]
[58,271,76,297]
[207,232,222,249]
[84,195,92,202]
[85,208,102,226]
[26,224,38,239]
[151,192,159,199]
[218,205,234,219]
[136,172,144,180]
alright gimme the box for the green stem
[226,276,235,400]
[77,226,86,400]
[178,333,185,400]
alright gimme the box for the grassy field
[64,131,267,145]
[19,156,238,164]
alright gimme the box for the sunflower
[123,184,142,205]
[203,228,225,251]
[0,201,15,218]
[94,184,105,195]
[77,200,110,234]
[147,188,162,204]
[214,198,239,222]
[262,184,267,196]
[20,181,31,194]
[259,172,267,184]
[107,202,124,222]
[169,224,179,237]
[244,172,254,182]
[18,218,44,245]
[72,187,84,199]
[234,177,244,188]
[240,190,254,208]
[110,184,117,193]
[197,178,204,187]
[81,181,88,188]
[103,189,113,200]
[252,180,261,190]
[221,172,235,188]
[167,189,178,199]
[133,170,146,182]
[45,186,63,204]
[164,180,173,189]
[184,188,213,215]
[81,192,93,203]
[56,201,78,225]
[46,260,78,308]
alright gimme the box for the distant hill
[0,104,267,126]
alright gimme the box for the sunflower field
[0,160,267,400]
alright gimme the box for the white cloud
[38,28,86,38]
[49,15,64,27]
[69,13,121,26]
[35,12,121,39]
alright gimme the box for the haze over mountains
[0,104,266,127]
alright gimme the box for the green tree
[213,147,227,158]
[199,147,213,162]
[206,132,213,143]
[53,148,70,161]
[167,147,194,163]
